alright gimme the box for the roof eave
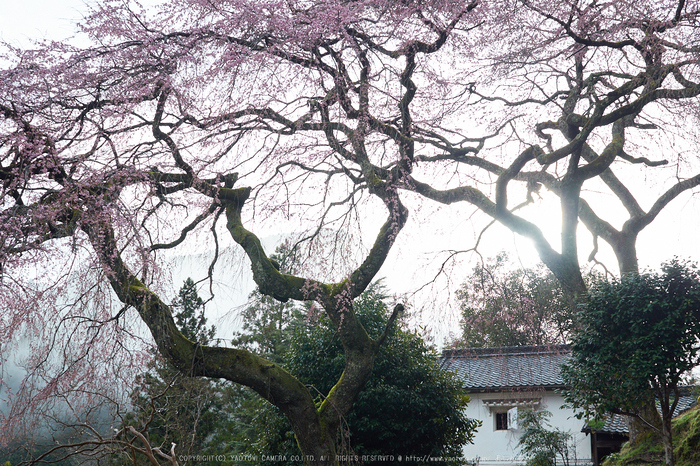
[464,384,567,394]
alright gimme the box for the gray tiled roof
[440,345,571,392]
[586,394,697,434]
[594,413,628,434]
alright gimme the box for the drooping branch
[82,211,336,462]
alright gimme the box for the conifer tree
[114,279,224,465]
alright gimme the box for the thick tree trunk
[661,418,675,466]
[626,391,663,454]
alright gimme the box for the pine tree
[172,278,215,344]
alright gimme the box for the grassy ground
[603,405,700,466]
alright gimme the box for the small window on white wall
[495,412,508,430]
[485,399,539,431]
[495,407,519,431]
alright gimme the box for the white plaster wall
[462,391,594,466]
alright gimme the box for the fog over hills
[0,236,281,426]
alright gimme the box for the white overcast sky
[0,0,88,47]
